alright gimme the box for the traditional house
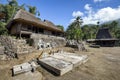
[87,28,119,47]
[7,9,64,38]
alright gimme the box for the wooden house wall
[9,21,63,37]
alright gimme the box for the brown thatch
[96,28,112,39]
[87,28,119,47]
[8,9,63,33]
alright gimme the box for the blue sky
[1,0,120,30]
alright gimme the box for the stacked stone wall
[30,33,66,49]
[0,36,35,60]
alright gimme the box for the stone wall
[30,33,66,49]
[0,36,35,60]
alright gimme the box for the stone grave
[39,57,73,76]
[38,51,88,76]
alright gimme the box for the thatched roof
[96,28,112,39]
[87,28,119,42]
[8,9,63,33]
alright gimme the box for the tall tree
[2,0,19,23]
[27,5,40,16]
[8,0,18,6]
[0,22,8,35]
[110,21,118,37]
[82,24,98,40]
[66,16,83,41]
[56,25,64,31]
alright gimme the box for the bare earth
[0,47,120,80]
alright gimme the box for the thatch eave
[12,18,64,33]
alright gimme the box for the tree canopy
[0,0,40,35]
[66,16,83,41]
[56,25,64,31]
[66,17,120,41]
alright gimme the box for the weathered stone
[41,52,49,58]
[39,57,73,76]
[21,63,32,72]
[52,52,88,67]
[13,65,23,75]
[66,40,86,51]
[0,36,35,59]
[0,46,4,55]
[31,33,66,49]
[13,62,37,75]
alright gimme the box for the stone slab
[13,65,23,75]
[39,57,73,76]
[21,63,32,72]
[13,62,35,75]
[51,52,88,67]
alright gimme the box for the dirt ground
[0,47,120,80]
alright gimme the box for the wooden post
[20,31,21,39]
[19,23,22,39]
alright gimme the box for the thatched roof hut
[96,28,112,39]
[87,28,119,47]
[7,9,63,33]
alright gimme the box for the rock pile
[16,39,34,54]
[0,36,17,59]
[66,40,86,51]
[0,36,35,60]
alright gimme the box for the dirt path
[40,47,120,80]
[0,47,120,80]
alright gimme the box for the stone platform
[51,52,88,67]
[39,52,88,76]
[39,57,73,76]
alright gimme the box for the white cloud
[72,11,84,17]
[94,0,108,3]
[70,5,120,25]
[84,4,92,11]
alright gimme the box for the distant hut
[7,9,64,38]
[87,28,119,47]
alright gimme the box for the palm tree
[66,16,83,42]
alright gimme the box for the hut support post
[20,32,21,39]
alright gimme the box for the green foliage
[8,0,18,6]
[56,25,64,31]
[82,20,120,40]
[0,22,8,35]
[82,24,98,40]
[27,5,40,16]
[0,0,41,35]
[27,5,36,15]
[66,16,83,41]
